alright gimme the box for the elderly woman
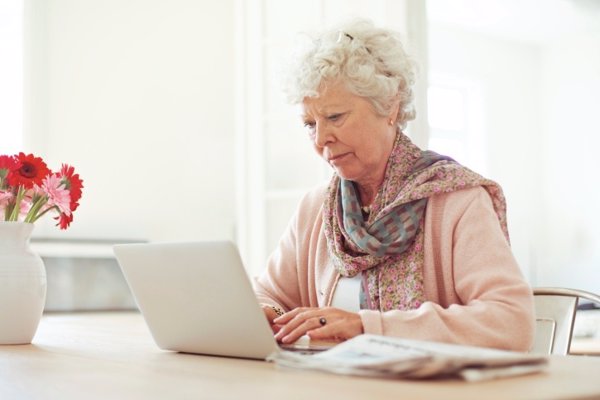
[254,19,534,351]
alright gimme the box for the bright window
[428,85,466,131]
[427,77,486,174]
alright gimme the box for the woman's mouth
[328,152,350,165]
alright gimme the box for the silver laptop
[113,240,328,360]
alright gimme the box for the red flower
[53,164,83,229]
[55,212,74,230]
[0,154,16,170]
[8,153,51,189]
[0,155,17,182]
[58,164,84,212]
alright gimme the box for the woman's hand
[260,304,284,334]
[273,307,364,344]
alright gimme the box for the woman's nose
[313,122,332,147]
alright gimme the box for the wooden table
[1,312,600,400]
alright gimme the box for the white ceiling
[427,0,600,43]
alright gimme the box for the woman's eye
[303,122,316,139]
[328,113,342,121]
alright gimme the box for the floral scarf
[323,132,509,311]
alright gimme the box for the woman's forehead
[302,83,356,113]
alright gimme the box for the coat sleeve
[253,185,327,312]
[253,209,302,312]
[359,187,535,351]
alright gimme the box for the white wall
[19,1,600,293]
[429,23,600,293]
[24,0,236,243]
[428,24,541,280]
[535,33,600,292]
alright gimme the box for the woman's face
[301,81,397,187]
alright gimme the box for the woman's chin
[333,168,360,182]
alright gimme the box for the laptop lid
[113,240,278,360]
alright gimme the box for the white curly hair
[284,19,417,130]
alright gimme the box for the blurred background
[1,0,599,310]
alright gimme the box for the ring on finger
[319,317,327,326]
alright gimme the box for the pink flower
[41,174,72,215]
[0,190,13,207]
[18,199,32,216]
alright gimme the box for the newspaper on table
[269,334,548,382]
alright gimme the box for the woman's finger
[274,308,323,342]
[276,315,325,344]
[273,314,309,342]
[260,305,278,324]
[273,306,313,324]
[275,307,363,344]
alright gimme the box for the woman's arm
[253,184,329,316]
[254,214,303,313]
[359,187,535,351]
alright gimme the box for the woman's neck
[356,159,390,207]
[356,182,380,207]
[355,129,398,207]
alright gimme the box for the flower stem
[24,196,49,223]
[31,204,57,223]
[8,186,25,221]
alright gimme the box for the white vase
[0,222,47,344]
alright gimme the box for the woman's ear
[388,96,401,126]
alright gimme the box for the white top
[331,275,362,312]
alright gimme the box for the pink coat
[254,184,535,351]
